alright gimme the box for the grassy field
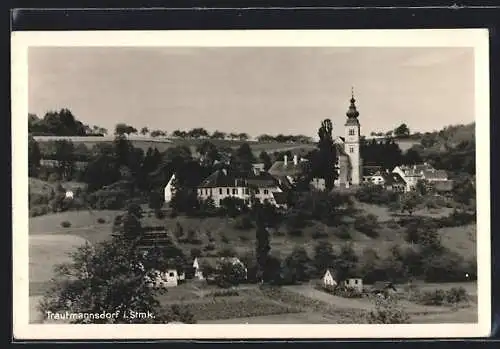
[29,177,87,196]
[34,136,317,157]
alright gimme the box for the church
[268,91,363,189]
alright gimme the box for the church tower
[344,88,361,185]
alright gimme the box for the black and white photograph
[12,29,490,339]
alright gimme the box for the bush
[29,205,50,217]
[208,289,240,297]
[312,231,328,239]
[234,215,254,230]
[221,234,230,244]
[366,296,410,324]
[47,172,61,183]
[333,225,352,240]
[414,287,469,306]
[317,284,364,299]
[96,217,106,224]
[288,229,303,237]
[355,184,398,205]
[60,221,72,228]
[354,214,379,238]
[204,243,216,251]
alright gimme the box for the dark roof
[372,281,397,291]
[268,161,304,177]
[272,192,288,205]
[198,169,278,188]
[363,166,384,176]
[422,169,448,180]
[433,180,454,192]
[382,172,406,186]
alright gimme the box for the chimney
[293,155,298,165]
[284,155,288,166]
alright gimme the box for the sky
[28,46,475,139]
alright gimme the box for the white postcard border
[12,29,491,340]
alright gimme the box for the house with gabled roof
[197,166,285,208]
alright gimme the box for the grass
[29,177,87,195]
[29,234,89,292]
[35,136,317,157]
[439,224,477,260]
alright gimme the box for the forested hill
[411,123,475,176]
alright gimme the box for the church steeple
[346,87,360,119]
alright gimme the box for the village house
[322,269,338,288]
[392,163,453,193]
[163,173,176,204]
[196,166,285,208]
[381,172,407,192]
[322,269,363,292]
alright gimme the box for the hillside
[33,135,317,157]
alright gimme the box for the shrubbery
[60,221,72,228]
[413,287,469,306]
[355,184,399,205]
[316,283,364,299]
[97,217,106,224]
[354,214,379,238]
[366,296,410,324]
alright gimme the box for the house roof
[272,192,288,205]
[268,161,304,177]
[372,281,397,291]
[433,180,454,192]
[422,169,448,180]
[363,166,384,176]
[198,169,279,189]
[382,172,406,186]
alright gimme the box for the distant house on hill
[163,173,176,204]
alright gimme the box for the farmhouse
[342,278,363,293]
[196,167,285,208]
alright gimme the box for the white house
[164,173,176,203]
[197,168,284,208]
[322,269,337,288]
[343,278,363,293]
[145,268,180,288]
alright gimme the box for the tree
[140,127,149,136]
[28,136,42,177]
[335,243,358,282]
[313,241,336,277]
[401,192,421,215]
[230,143,256,173]
[255,209,271,283]
[394,123,410,138]
[366,297,410,324]
[187,128,209,139]
[282,246,313,283]
[238,133,250,141]
[38,237,195,324]
[312,119,338,190]
[217,260,247,287]
[54,140,75,180]
[115,123,137,136]
[210,130,226,140]
[258,151,273,171]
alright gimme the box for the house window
[232,188,237,195]
[255,189,260,194]
[245,188,249,195]
[209,189,212,196]
[354,279,358,285]
[264,189,269,195]
[169,272,174,277]
[349,129,355,136]
[349,146,354,153]
[227,188,230,195]
[219,188,223,195]
[219,199,222,206]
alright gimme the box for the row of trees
[29,110,107,136]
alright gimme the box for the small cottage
[322,269,338,288]
[342,278,363,293]
[147,268,179,288]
